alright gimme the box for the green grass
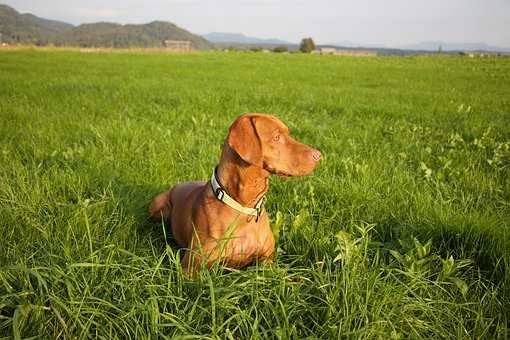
[0,49,509,338]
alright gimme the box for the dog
[149,113,321,274]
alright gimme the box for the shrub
[272,45,288,53]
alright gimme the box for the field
[1,49,509,339]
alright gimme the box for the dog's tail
[148,188,174,224]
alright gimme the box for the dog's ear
[227,115,263,167]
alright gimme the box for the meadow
[0,49,509,339]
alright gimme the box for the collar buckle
[215,187,225,201]
[254,196,266,222]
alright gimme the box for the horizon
[2,0,510,48]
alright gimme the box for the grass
[0,49,509,338]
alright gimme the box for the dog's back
[149,181,206,247]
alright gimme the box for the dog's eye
[273,134,281,142]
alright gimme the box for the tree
[299,37,316,53]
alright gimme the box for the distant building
[468,52,493,58]
[163,40,192,51]
[320,47,337,55]
[334,50,377,57]
[319,47,377,57]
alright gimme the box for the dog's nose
[312,150,322,162]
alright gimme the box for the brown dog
[149,113,321,274]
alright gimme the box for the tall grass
[0,50,509,338]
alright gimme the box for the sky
[4,0,510,47]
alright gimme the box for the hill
[401,41,510,53]
[0,4,73,44]
[203,32,292,45]
[0,4,211,49]
[57,21,211,49]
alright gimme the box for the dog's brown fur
[149,113,321,274]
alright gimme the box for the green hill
[0,4,73,44]
[0,4,211,49]
[57,21,211,49]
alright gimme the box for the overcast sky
[4,0,510,47]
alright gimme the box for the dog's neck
[216,146,270,207]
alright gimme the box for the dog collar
[210,167,266,220]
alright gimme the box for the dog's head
[226,113,321,176]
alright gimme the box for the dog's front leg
[181,241,222,277]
